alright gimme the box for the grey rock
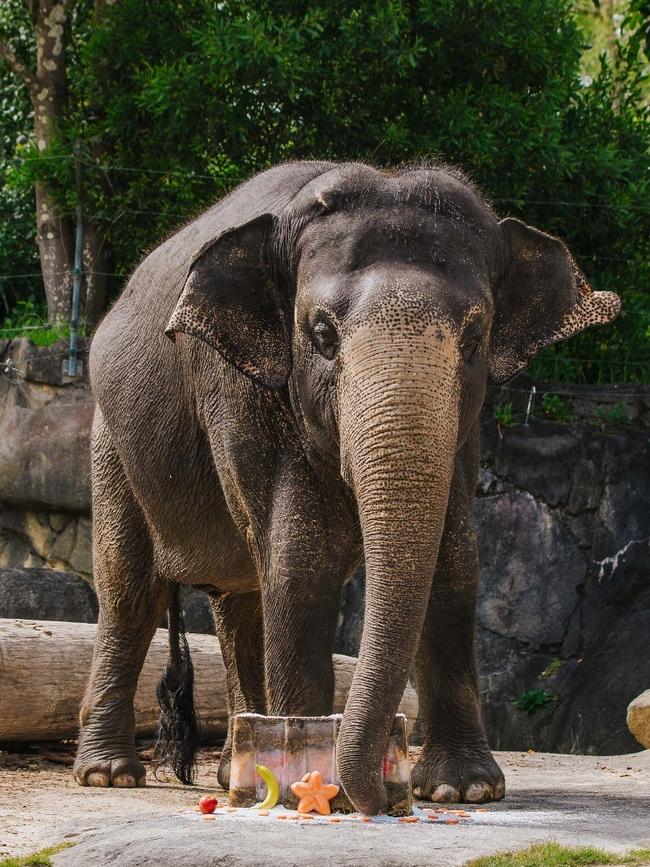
[492,421,579,507]
[0,567,98,622]
[0,372,93,513]
[475,491,585,646]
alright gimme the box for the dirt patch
[1,744,649,864]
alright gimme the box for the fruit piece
[255,763,280,810]
[290,770,339,815]
[398,816,419,823]
[199,795,218,814]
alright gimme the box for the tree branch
[0,38,38,93]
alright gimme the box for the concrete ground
[1,746,649,866]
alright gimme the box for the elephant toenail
[87,772,110,787]
[431,784,460,803]
[493,780,506,800]
[464,782,492,803]
[137,774,147,787]
[113,774,136,788]
[412,786,422,798]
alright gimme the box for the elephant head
[166,162,619,813]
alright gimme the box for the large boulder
[628,689,650,749]
[0,567,98,622]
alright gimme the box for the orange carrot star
[290,770,339,815]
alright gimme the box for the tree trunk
[1,1,113,326]
[0,619,418,742]
[33,1,75,323]
[83,221,108,325]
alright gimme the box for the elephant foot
[411,745,505,804]
[74,750,146,788]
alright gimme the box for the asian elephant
[74,161,619,814]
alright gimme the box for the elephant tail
[154,583,199,784]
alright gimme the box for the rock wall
[476,417,650,754]
[0,339,93,577]
[2,338,649,753]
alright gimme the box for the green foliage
[0,296,71,345]
[515,689,555,714]
[538,394,576,424]
[0,0,648,382]
[0,842,76,867]
[540,658,565,679]
[493,401,515,427]
[465,841,650,867]
[597,401,632,426]
[0,1,40,316]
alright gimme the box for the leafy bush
[538,394,576,424]
[0,296,69,346]
[515,689,555,714]
[493,401,516,427]
[597,402,632,426]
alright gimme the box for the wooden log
[0,618,419,742]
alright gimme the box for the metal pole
[524,385,536,426]
[65,141,83,378]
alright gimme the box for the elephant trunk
[337,323,460,815]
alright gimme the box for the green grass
[0,842,76,867]
[465,842,650,867]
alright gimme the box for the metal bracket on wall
[62,357,84,379]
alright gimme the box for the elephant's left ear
[165,214,291,388]
[489,217,620,384]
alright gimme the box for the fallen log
[0,618,418,742]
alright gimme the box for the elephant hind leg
[74,413,170,788]
[209,591,266,790]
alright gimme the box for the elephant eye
[312,316,339,360]
[461,329,482,363]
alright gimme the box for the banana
[255,763,280,810]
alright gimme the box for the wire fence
[2,150,649,386]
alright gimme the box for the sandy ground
[0,744,649,865]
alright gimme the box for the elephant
[73,160,619,815]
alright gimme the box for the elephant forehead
[300,206,476,263]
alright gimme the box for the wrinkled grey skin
[74,161,619,814]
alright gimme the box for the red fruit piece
[199,796,218,814]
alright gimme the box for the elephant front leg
[258,485,357,717]
[210,590,266,790]
[412,439,505,804]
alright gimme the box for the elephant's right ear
[165,214,290,388]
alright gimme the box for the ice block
[229,712,411,815]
